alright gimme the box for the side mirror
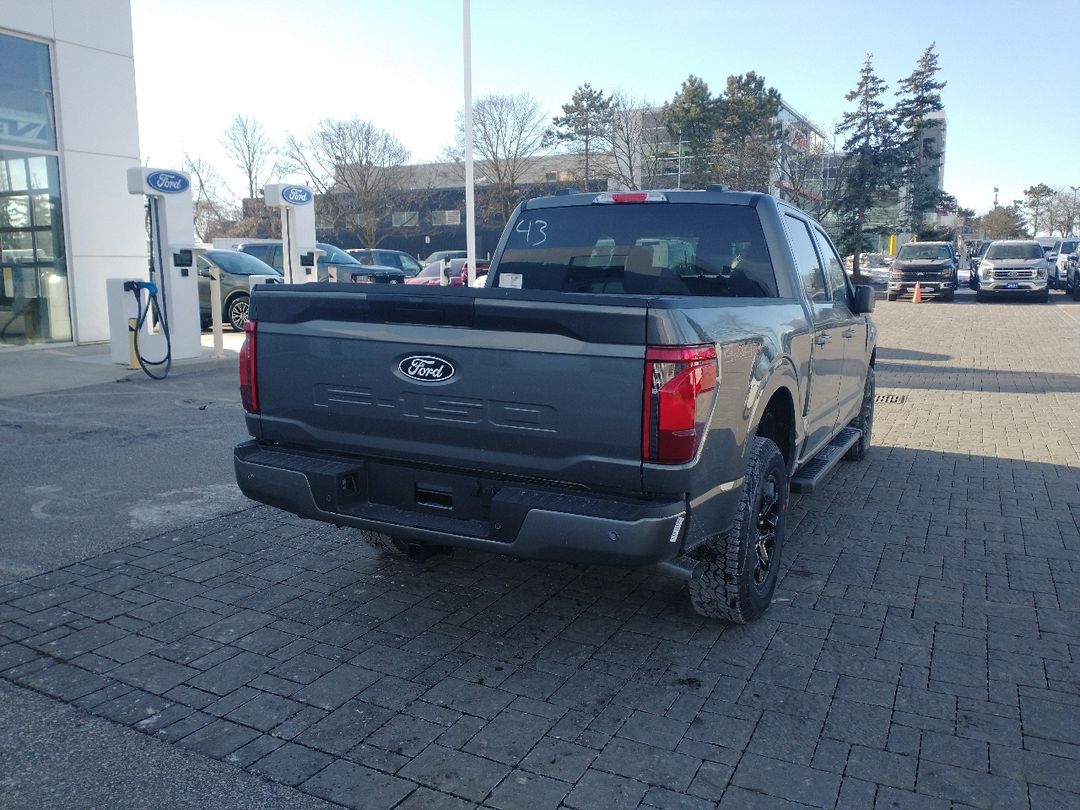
[852,284,875,314]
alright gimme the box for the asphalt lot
[1,289,1078,809]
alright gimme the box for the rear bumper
[234,441,690,567]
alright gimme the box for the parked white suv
[1052,237,1079,290]
[975,240,1049,303]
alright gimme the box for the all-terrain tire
[844,366,874,461]
[687,437,788,624]
[886,293,898,301]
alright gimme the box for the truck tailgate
[251,286,649,492]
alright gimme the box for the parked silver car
[197,249,281,331]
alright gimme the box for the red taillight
[239,320,259,413]
[643,344,718,464]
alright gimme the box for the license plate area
[362,462,491,522]
[1006,282,1019,289]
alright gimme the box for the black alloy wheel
[753,475,780,587]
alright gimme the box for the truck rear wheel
[687,437,788,623]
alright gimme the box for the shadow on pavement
[874,361,1080,393]
[0,445,1077,809]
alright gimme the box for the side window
[813,227,850,306]
[196,255,211,277]
[244,244,279,270]
[401,255,422,275]
[783,214,828,304]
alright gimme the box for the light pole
[461,0,477,286]
[993,187,999,207]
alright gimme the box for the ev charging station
[262,184,320,283]
[106,168,202,377]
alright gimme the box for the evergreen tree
[1021,183,1055,236]
[894,44,946,236]
[978,204,1027,239]
[835,55,902,282]
[663,75,715,188]
[551,83,612,188]
[711,72,782,192]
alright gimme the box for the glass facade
[0,31,69,344]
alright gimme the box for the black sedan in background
[347,248,424,276]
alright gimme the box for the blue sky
[131,0,1080,217]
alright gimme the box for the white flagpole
[462,0,477,286]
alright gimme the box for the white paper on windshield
[499,273,523,289]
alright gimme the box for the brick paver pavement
[2,293,1078,809]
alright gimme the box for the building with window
[1,1,144,346]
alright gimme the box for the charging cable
[126,280,171,380]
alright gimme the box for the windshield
[897,244,952,260]
[492,203,778,297]
[985,243,1044,260]
[207,250,280,276]
[318,243,360,264]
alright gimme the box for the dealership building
[1,0,145,346]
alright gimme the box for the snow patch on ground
[128,484,249,531]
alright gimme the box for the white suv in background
[1053,237,1079,291]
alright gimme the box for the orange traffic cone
[912,282,923,303]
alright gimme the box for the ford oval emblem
[146,171,189,194]
[281,185,313,205]
[399,355,455,383]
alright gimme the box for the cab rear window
[492,203,778,297]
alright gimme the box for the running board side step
[789,427,861,494]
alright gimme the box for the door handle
[842,328,856,339]
[815,333,831,345]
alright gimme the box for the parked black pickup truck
[886,241,958,301]
[234,188,877,622]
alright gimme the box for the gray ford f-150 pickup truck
[234,187,877,623]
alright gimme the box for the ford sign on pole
[281,185,313,205]
[146,171,190,194]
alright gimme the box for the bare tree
[448,92,550,222]
[181,151,238,242]
[1047,188,1080,236]
[282,118,410,247]
[775,124,846,222]
[220,114,276,200]
[608,90,651,191]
